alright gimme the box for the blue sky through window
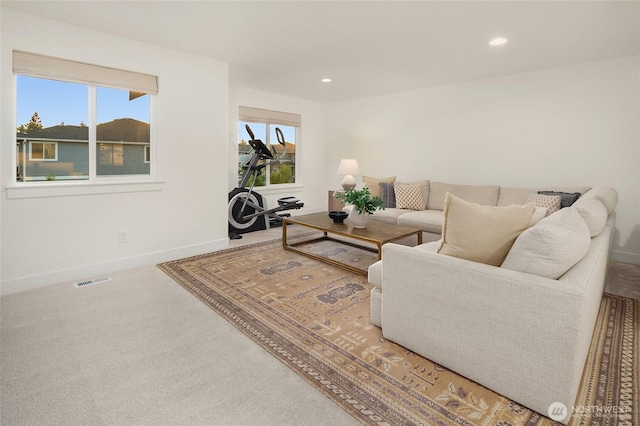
[17,75,150,128]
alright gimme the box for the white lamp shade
[336,159,360,176]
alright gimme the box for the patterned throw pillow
[379,182,396,208]
[394,184,425,210]
[538,191,581,208]
[526,193,562,216]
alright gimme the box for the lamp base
[341,174,356,191]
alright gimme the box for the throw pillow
[579,187,618,215]
[362,176,395,198]
[537,191,581,208]
[394,184,425,210]
[437,193,535,266]
[379,182,396,208]
[572,198,608,237]
[528,207,548,227]
[526,193,561,216]
[501,207,591,279]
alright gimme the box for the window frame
[238,106,301,190]
[8,51,162,198]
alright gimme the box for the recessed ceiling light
[489,37,508,46]
[321,78,332,83]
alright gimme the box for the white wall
[327,56,640,264]
[1,8,230,293]
[229,86,328,215]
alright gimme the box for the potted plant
[334,187,385,228]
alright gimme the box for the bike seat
[277,197,299,206]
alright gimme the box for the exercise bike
[228,124,304,239]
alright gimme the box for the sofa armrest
[379,243,593,419]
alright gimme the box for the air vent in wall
[74,276,112,288]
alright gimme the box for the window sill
[251,184,304,196]
[5,180,164,199]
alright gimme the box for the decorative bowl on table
[328,210,348,223]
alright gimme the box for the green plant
[334,187,385,215]
[270,164,292,184]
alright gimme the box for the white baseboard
[0,238,229,296]
[611,250,640,265]
[4,240,635,295]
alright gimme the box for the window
[238,106,300,188]
[13,51,157,183]
[29,142,57,161]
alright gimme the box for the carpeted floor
[159,239,639,426]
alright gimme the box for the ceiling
[3,1,639,102]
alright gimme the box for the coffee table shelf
[282,212,422,275]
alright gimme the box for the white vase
[349,206,370,228]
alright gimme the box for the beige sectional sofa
[367,180,618,424]
[370,180,592,242]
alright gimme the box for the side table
[328,190,345,211]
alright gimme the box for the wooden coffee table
[282,212,422,275]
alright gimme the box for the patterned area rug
[158,239,638,426]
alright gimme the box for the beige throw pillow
[362,176,396,198]
[394,184,426,210]
[437,193,535,266]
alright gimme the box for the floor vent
[74,276,112,288]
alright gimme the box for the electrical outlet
[119,230,128,243]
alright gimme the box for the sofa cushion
[379,182,396,208]
[370,208,407,224]
[362,176,395,198]
[528,207,548,227]
[368,260,383,289]
[526,193,561,216]
[414,241,439,253]
[397,209,444,234]
[394,184,426,210]
[437,193,535,266]
[428,181,500,210]
[501,207,591,279]
[579,187,618,215]
[573,198,608,237]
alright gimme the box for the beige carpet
[159,239,639,426]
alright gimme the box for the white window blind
[239,106,301,127]
[13,51,158,94]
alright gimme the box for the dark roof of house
[20,124,88,141]
[18,118,149,143]
[97,118,149,142]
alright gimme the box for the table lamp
[336,159,360,191]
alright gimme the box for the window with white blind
[238,106,300,187]
[13,51,158,186]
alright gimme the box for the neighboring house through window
[14,51,157,183]
[238,106,300,187]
